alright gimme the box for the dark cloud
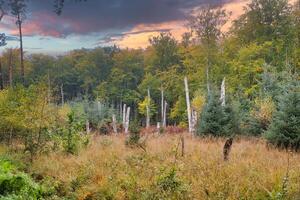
[21,0,237,38]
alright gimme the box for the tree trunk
[9,49,13,87]
[146,89,150,128]
[122,104,126,129]
[184,77,192,133]
[47,70,51,103]
[161,88,164,126]
[17,14,25,84]
[220,77,226,107]
[60,84,64,105]
[163,100,167,127]
[86,120,90,134]
[112,114,117,134]
[0,58,3,90]
[124,107,130,134]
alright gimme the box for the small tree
[265,83,300,151]
[197,90,236,137]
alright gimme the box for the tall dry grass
[31,134,300,200]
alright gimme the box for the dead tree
[112,114,117,134]
[223,137,233,161]
[8,49,13,87]
[184,77,192,133]
[124,106,130,134]
[146,89,150,128]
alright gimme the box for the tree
[188,5,230,92]
[265,82,300,151]
[9,0,26,84]
[149,32,181,72]
[197,90,236,137]
[232,0,292,44]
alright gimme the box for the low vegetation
[1,135,299,200]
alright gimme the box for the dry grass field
[28,134,300,200]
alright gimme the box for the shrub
[0,158,44,199]
[142,167,191,200]
[265,83,300,151]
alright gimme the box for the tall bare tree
[9,0,26,84]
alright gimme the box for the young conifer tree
[265,83,300,150]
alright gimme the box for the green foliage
[125,121,141,147]
[0,158,43,200]
[265,83,300,150]
[60,110,86,155]
[197,91,237,137]
[142,167,191,200]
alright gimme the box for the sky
[0,0,249,54]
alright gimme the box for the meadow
[15,134,299,200]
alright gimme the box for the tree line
[0,0,299,150]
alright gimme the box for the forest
[0,0,299,199]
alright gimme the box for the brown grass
[31,134,300,200]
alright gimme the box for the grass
[8,134,300,199]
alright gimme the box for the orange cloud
[116,1,248,48]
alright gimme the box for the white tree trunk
[146,89,151,128]
[163,100,167,127]
[120,102,122,119]
[161,89,164,125]
[124,107,130,134]
[191,110,198,133]
[86,120,90,134]
[122,104,126,129]
[184,77,192,133]
[112,114,117,134]
[220,77,226,107]
[60,84,64,106]
[206,66,210,94]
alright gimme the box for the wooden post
[112,114,117,134]
[146,89,151,128]
[184,77,192,133]
[124,107,130,134]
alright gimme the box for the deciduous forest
[0,0,299,199]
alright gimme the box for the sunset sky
[0,0,249,54]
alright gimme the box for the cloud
[1,0,239,38]
[97,28,172,45]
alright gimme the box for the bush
[142,167,191,200]
[0,158,44,199]
[265,83,300,151]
